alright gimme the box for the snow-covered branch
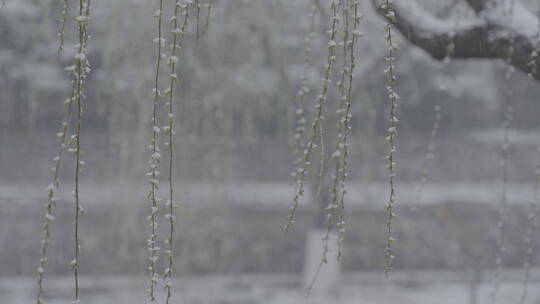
[374,0,540,81]
[464,0,491,13]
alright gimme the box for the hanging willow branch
[70,0,91,302]
[292,3,317,178]
[518,15,540,304]
[327,0,352,264]
[337,0,361,261]
[36,1,91,303]
[147,1,165,302]
[491,3,516,303]
[322,0,352,270]
[35,87,75,304]
[411,21,454,222]
[412,104,442,214]
[518,147,540,304]
[163,2,190,303]
[287,0,340,231]
[306,0,361,291]
[289,2,318,231]
[382,0,399,277]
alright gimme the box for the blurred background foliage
[1,0,540,279]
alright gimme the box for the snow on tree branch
[373,0,540,81]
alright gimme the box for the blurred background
[1,0,540,303]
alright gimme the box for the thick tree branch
[374,0,540,81]
[464,0,492,13]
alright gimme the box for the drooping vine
[336,0,361,261]
[382,0,399,277]
[306,0,361,290]
[321,0,352,271]
[287,0,340,231]
[292,3,317,177]
[330,0,352,262]
[71,0,91,302]
[327,0,361,263]
[147,1,165,301]
[35,0,91,302]
[36,87,75,304]
[162,2,190,303]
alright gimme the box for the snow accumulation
[394,0,485,36]
[2,269,540,304]
[481,0,540,40]
[0,182,537,209]
[394,0,540,41]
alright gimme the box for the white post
[303,229,341,292]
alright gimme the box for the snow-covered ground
[1,181,537,276]
[2,269,540,304]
